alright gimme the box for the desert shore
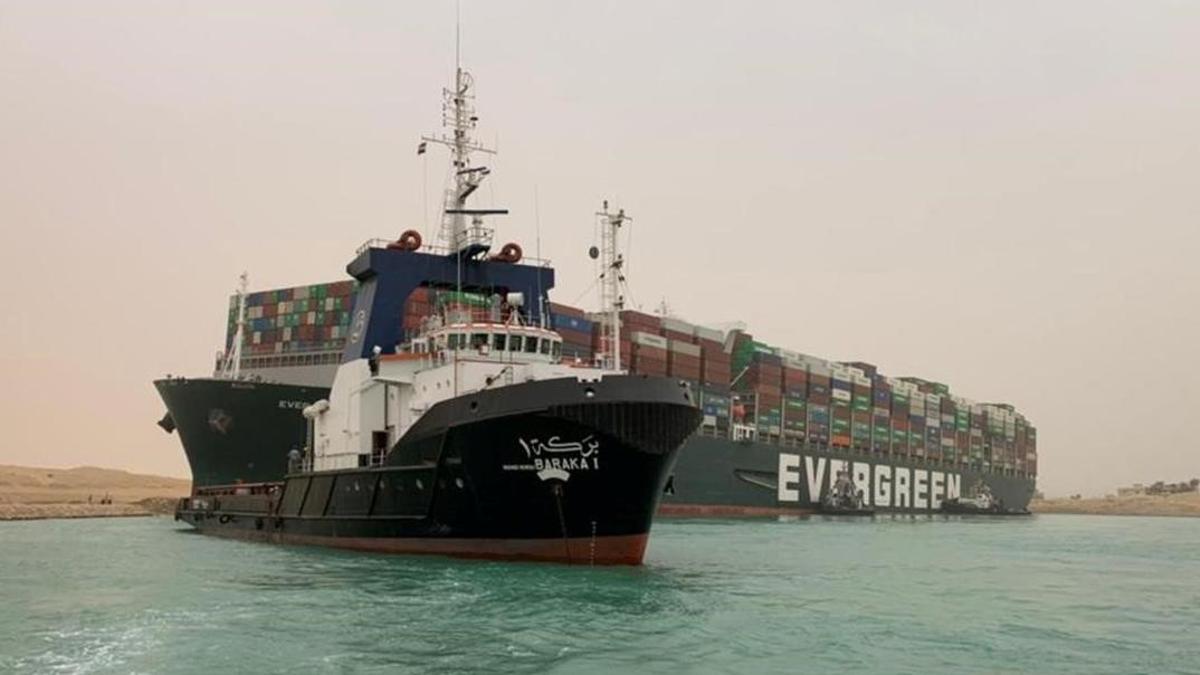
[4,464,1198,521]
[0,465,190,521]
[1031,491,1200,518]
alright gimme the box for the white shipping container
[661,316,696,335]
[695,325,724,343]
[283,327,292,341]
[293,286,310,300]
[631,331,669,349]
[847,367,866,380]
[307,311,317,325]
[852,374,871,386]
[252,331,262,344]
[832,389,852,401]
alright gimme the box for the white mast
[596,201,630,371]
[218,272,248,380]
[420,13,504,258]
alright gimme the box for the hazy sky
[1,1,1197,497]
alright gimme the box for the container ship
[161,287,1038,515]
[157,59,1037,520]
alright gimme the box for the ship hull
[159,381,1035,517]
[660,435,1035,516]
[154,378,325,487]
[175,375,702,565]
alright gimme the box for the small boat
[818,468,875,516]
[940,481,1030,516]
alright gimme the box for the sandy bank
[1032,492,1200,518]
[0,465,189,521]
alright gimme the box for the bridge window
[447,334,460,350]
[525,337,539,354]
[509,335,523,352]
[552,341,561,360]
[471,333,488,349]
[493,334,507,351]
[540,338,551,355]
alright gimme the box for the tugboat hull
[177,375,702,565]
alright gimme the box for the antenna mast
[218,272,248,380]
[596,201,630,371]
[421,11,506,259]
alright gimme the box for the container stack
[925,394,943,461]
[745,351,784,436]
[829,365,853,448]
[402,287,433,334]
[628,331,669,377]
[780,356,809,442]
[871,376,892,454]
[698,389,732,430]
[848,367,872,451]
[521,304,1038,475]
[953,396,971,465]
[548,303,594,363]
[667,340,702,382]
[699,334,732,389]
[232,281,357,356]
[889,380,913,455]
[805,358,832,445]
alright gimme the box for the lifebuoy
[387,230,423,251]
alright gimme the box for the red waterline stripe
[198,526,649,565]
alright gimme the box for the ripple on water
[1,515,1198,674]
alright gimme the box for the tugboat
[173,56,702,564]
[941,480,1030,516]
[818,466,874,516]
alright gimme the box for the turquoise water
[1,515,1197,674]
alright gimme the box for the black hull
[155,378,325,487]
[176,376,701,565]
[158,381,1036,518]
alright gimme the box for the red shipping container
[660,329,696,344]
[549,302,587,318]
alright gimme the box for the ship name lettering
[777,454,961,511]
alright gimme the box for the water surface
[1,514,1197,674]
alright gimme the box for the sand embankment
[1032,491,1200,518]
[0,465,190,520]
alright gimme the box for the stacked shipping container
[231,284,1037,479]
[230,281,357,357]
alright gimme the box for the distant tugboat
[173,55,701,564]
[941,480,1030,516]
[818,467,875,516]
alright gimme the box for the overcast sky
[1,1,1197,497]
